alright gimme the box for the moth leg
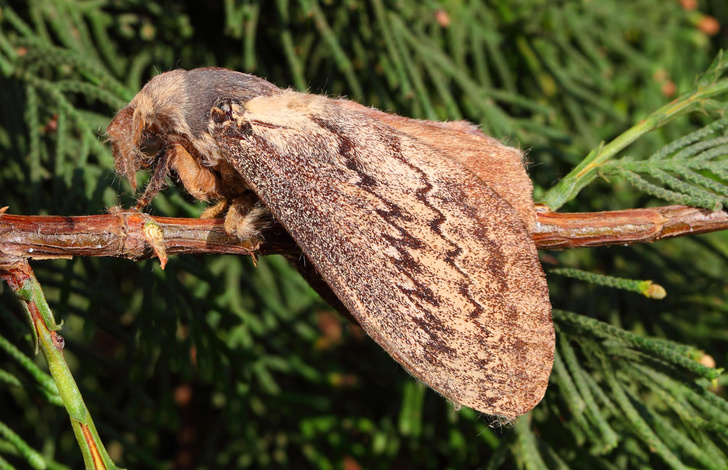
[167,143,270,243]
[224,192,272,245]
[135,150,170,209]
[168,143,224,201]
[200,200,229,219]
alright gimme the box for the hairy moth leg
[166,142,271,245]
[168,143,224,201]
[223,193,272,244]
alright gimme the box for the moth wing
[211,94,553,418]
[337,100,538,231]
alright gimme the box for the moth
[107,68,554,420]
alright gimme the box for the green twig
[553,310,720,382]
[0,262,123,470]
[550,268,666,299]
[541,51,728,210]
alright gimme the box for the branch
[531,204,728,249]
[0,208,298,266]
[1,205,727,266]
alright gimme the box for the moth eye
[139,133,164,160]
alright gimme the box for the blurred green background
[2,1,728,468]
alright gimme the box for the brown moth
[106,68,554,420]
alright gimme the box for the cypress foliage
[1,1,728,468]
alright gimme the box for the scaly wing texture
[210,92,554,418]
[337,100,537,231]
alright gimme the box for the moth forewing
[209,91,554,419]
[107,68,554,419]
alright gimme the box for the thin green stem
[3,266,123,470]
[540,77,728,210]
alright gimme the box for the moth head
[107,70,189,191]
[106,68,282,201]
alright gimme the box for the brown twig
[531,204,728,249]
[0,211,297,266]
[1,205,727,266]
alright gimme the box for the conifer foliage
[1,1,728,468]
